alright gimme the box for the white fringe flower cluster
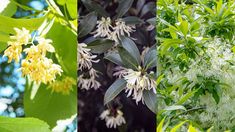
[198,90,235,131]
[78,43,101,90]
[112,49,157,103]
[185,38,235,83]
[123,68,156,103]
[78,43,99,69]
[3,27,63,84]
[93,17,135,42]
[163,38,235,130]
[165,38,235,85]
[78,68,101,90]
[100,109,126,128]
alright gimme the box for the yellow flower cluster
[48,77,76,95]
[3,27,63,84]
[4,28,31,62]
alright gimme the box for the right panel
[157,0,235,131]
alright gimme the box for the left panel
[0,0,77,131]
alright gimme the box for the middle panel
[78,0,157,131]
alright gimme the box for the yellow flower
[24,38,54,59]
[3,27,31,63]
[3,43,22,63]
[21,36,62,84]
[36,37,55,55]
[21,57,63,84]
[10,27,31,45]
[4,27,63,85]
[24,45,42,60]
[48,77,76,95]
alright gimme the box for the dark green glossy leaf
[146,17,156,25]
[81,0,109,17]
[136,0,145,13]
[118,47,139,70]
[104,78,127,105]
[143,90,157,113]
[104,53,123,66]
[140,2,155,17]
[87,39,113,54]
[120,36,141,65]
[115,0,134,18]
[78,12,97,38]
[144,49,157,69]
[123,16,144,25]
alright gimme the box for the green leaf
[144,48,157,69]
[120,36,141,65]
[78,12,97,38]
[203,5,215,15]
[0,15,46,34]
[0,42,7,53]
[56,0,66,5]
[164,105,186,111]
[24,82,77,128]
[81,0,109,17]
[87,39,113,54]
[122,16,144,25]
[159,18,178,30]
[156,74,164,86]
[179,21,189,36]
[0,0,17,17]
[0,31,10,43]
[157,118,165,132]
[104,52,123,66]
[46,21,77,77]
[212,89,220,104]
[66,0,77,19]
[188,124,198,132]
[118,47,139,70]
[104,78,127,105]
[170,121,187,132]
[177,89,199,105]
[143,90,157,113]
[160,39,182,56]
[216,0,223,14]
[115,0,134,18]
[0,116,51,132]
[207,127,214,132]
